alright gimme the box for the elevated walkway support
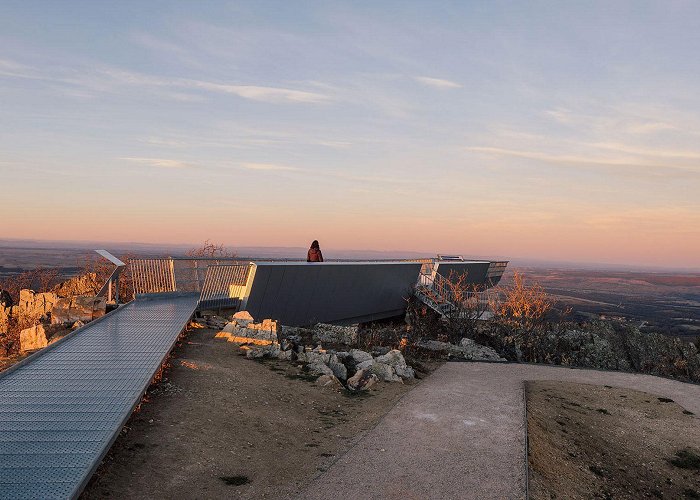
[0,294,199,499]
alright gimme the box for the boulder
[245,344,281,359]
[71,320,85,330]
[51,296,106,324]
[231,310,254,326]
[305,362,333,377]
[19,289,35,306]
[312,323,358,345]
[305,351,331,365]
[458,338,506,362]
[368,362,402,382]
[346,369,378,391]
[328,354,348,381]
[375,349,415,379]
[316,374,343,388]
[356,359,373,371]
[277,349,293,361]
[349,349,373,364]
[20,324,48,352]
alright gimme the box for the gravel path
[300,363,700,500]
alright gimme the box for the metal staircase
[414,271,490,319]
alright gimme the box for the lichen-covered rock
[458,338,506,362]
[305,362,333,377]
[328,354,348,381]
[349,349,373,364]
[20,324,48,351]
[368,362,402,382]
[312,323,358,345]
[376,349,415,379]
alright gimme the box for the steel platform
[0,294,199,499]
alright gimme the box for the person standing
[307,240,324,262]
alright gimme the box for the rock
[52,273,99,298]
[356,359,373,371]
[19,289,35,305]
[312,323,358,345]
[394,365,415,379]
[305,362,333,377]
[376,349,415,379]
[20,324,48,351]
[458,338,506,362]
[369,362,401,382]
[305,351,331,365]
[371,346,391,356]
[222,316,278,342]
[328,354,348,381]
[51,296,106,324]
[349,349,373,364]
[245,344,280,359]
[71,320,85,330]
[231,310,254,326]
[277,349,293,361]
[346,369,378,391]
[417,339,506,362]
[316,374,343,388]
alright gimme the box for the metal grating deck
[0,294,200,499]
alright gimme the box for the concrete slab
[300,363,700,500]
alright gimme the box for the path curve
[300,363,700,500]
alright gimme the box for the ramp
[0,294,199,499]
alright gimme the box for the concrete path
[300,363,700,500]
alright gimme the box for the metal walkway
[0,294,199,500]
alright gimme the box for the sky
[1,1,699,269]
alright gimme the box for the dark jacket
[307,248,324,262]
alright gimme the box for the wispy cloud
[414,76,462,89]
[464,146,700,178]
[241,162,300,171]
[121,157,191,168]
[189,81,330,103]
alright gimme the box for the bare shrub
[186,240,236,258]
[0,267,62,304]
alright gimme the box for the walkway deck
[0,294,199,500]
[300,362,700,500]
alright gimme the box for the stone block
[20,324,48,352]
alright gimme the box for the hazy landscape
[2,238,698,341]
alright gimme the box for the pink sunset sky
[1,2,699,269]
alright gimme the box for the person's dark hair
[310,240,320,249]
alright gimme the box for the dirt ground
[81,326,435,499]
[527,380,700,500]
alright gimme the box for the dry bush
[75,252,137,302]
[0,267,62,305]
[186,240,236,258]
[441,271,490,343]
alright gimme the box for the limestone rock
[51,296,106,325]
[316,374,343,388]
[231,310,254,325]
[328,354,348,381]
[368,362,402,382]
[245,344,280,359]
[458,338,506,362]
[20,324,48,352]
[312,323,358,345]
[346,369,378,391]
[356,359,373,371]
[375,349,415,379]
[349,349,373,364]
[305,362,333,377]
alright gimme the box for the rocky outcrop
[311,324,358,345]
[52,273,99,298]
[417,339,506,362]
[221,313,278,343]
[51,296,106,325]
[20,324,48,351]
